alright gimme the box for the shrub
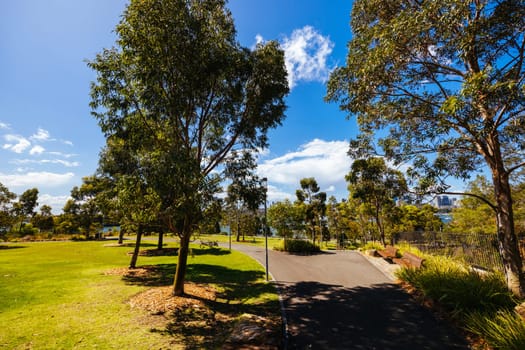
[466,310,525,350]
[360,241,384,251]
[274,239,320,254]
[396,255,516,317]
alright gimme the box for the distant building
[434,195,457,210]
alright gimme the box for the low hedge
[274,239,320,254]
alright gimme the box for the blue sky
[0,0,361,212]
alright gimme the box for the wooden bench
[199,240,218,248]
[376,245,398,261]
[393,252,425,268]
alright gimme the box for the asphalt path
[230,244,470,350]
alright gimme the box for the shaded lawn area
[0,241,280,349]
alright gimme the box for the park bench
[199,239,218,248]
[393,252,425,269]
[376,245,399,261]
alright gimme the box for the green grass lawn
[0,240,279,349]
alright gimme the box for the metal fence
[392,231,525,273]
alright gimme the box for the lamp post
[262,177,269,281]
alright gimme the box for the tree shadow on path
[277,281,470,350]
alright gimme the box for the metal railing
[393,231,525,273]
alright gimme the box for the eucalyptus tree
[346,158,407,245]
[224,151,266,241]
[327,0,525,296]
[267,199,305,238]
[31,205,54,232]
[326,196,361,248]
[13,188,39,233]
[70,176,113,238]
[88,0,288,295]
[295,177,327,244]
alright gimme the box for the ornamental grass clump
[396,255,516,317]
[465,310,525,350]
[396,253,524,349]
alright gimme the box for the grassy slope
[0,241,278,349]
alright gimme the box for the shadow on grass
[277,281,470,350]
[190,247,231,256]
[123,262,280,349]
[0,245,27,250]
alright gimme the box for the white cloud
[259,139,351,201]
[11,159,80,167]
[0,171,75,188]
[30,128,52,142]
[255,34,264,46]
[30,145,45,155]
[3,134,31,153]
[0,122,10,130]
[325,185,336,192]
[281,26,334,88]
[38,193,72,213]
[48,151,77,158]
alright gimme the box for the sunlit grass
[0,240,278,349]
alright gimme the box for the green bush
[360,241,385,251]
[466,310,525,350]
[274,239,320,254]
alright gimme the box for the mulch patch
[105,266,282,349]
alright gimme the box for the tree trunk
[236,212,241,242]
[157,228,164,250]
[492,170,525,298]
[129,224,143,269]
[118,229,124,245]
[375,203,386,246]
[173,224,191,296]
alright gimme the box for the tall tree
[13,188,39,233]
[346,158,407,245]
[295,177,327,244]
[327,0,525,296]
[88,0,288,295]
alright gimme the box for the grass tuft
[396,255,515,316]
[465,310,525,350]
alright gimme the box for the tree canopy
[89,0,288,295]
[327,0,525,296]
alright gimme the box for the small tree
[346,158,407,246]
[267,199,305,238]
[295,177,327,245]
[31,205,54,232]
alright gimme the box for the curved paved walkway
[231,244,470,350]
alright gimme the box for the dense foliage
[327,0,525,297]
